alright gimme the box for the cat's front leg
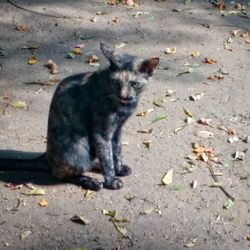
[112,127,132,177]
[94,134,123,190]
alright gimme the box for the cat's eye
[129,80,140,88]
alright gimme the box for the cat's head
[100,43,159,104]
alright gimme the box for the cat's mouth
[117,96,134,104]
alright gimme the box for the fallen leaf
[23,187,46,195]
[87,55,100,67]
[191,51,200,57]
[196,130,214,139]
[38,198,48,207]
[218,68,228,75]
[140,207,155,215]
[183,107,194,118]
[153,98,165,107]
[84,190,96,200]
[70,215,90,225]
[73,47,83,55]
[207,74,224,80]
[28,56,37,65]
[227,36,234,43]
[115,42,127,49]
[151,115,167,124]
[164,47,176,54]
[142,140,152,149]
[197,118,212,126]
[67,52,76,59]
[161,169,173,186]
[186,115,194,124]
[133,11,149,18]
[10,101,27,109]
[112,17,119,24]
[174,127,183,134]
[165,89,176,96]
[227,128,236,135]
[189,93,205,101]
[102,209,118,218]
[4,183,24,190]
[245,39,250,44]
[46,60,58,74]
[15,25,27,31]
[204,57,217,64]
[224,44,233,51]
[210,182,223,188]
[136,108,154,117]
[223,198,235,209]
[124,193,136,201]
[112,221,128,237]
[177,67,193,77]
[96,11,107,15]
[21,230,32,240]
[137,128,153,134]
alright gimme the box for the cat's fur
[0,43,159,191]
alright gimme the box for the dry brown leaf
[4,183,24,190]
[46,60,58,74]
[142,140,152,149]
[197,118,212,126]
[227,128,236,135]
[204,57,217,64]
[136,108,154,117]
[38,198,48,207]
[207,74,224,80]
[15,25,27,31]
[112,17,119,24]
[218,1,226,10]
[137,128,153,134]
[223,44,233,51]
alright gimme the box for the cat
[0,43,159,191]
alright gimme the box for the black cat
[0,43,159,191]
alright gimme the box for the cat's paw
[104,177,123,190]
[116,165,132,177]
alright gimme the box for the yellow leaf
[102,209,118,218]
[38,198,48,207]
[28,56,37,65]
[84,190,96,200]
[73,47,83,55]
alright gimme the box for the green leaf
[153,98,164,107]
[10,101,27,109]
[0,48,6,57]
[223,199,235,209]
[151,115,167,124]
[124,193,136,202]
[140,208,155,215]
[112,221,128,237]
[23,187,46,195]
[21,230,32,240]
[79,35,95,41]
[67,52,76,59]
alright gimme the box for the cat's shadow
[0,150,59,186]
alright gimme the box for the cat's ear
[100,43,115,61]
[139,57,159,77]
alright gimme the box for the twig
[207,160,235,201]
[7,0,72,19]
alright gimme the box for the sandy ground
[0,0,250,249]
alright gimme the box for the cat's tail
[0,153,49,172]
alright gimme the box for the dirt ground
[0,0,250,249]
